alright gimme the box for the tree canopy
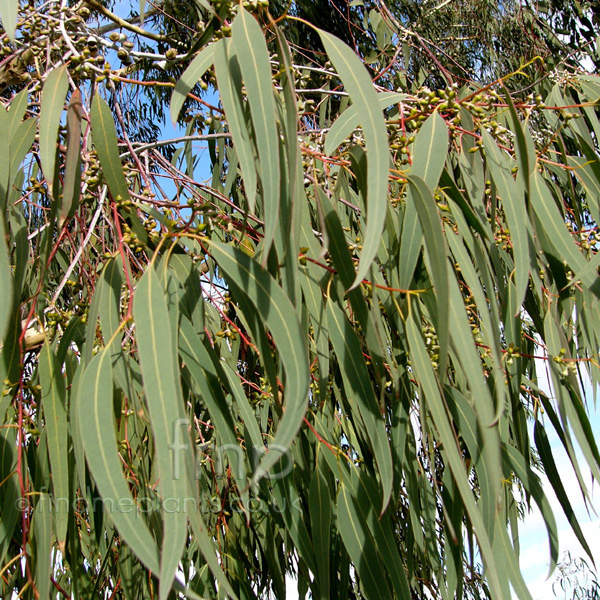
[1,1,600,599]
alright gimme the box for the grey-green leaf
[231,8,280,256]
[170,42,217,124]
[78,349,160,573]
[133,266,190,600]
[410,110,449,189]
[91,94,131,202]
[0,0,18,40]
[209,242,309,482]
[318,29,389,288]
[38,341,69,553]
[39,64,69,193]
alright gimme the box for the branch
[93,8,158,35]
[119,133,232,158]
[84,0,184,47]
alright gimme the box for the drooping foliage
[0,1,599,599]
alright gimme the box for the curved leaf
[170,42,217,124]
[410,110,449,189]
[0,215,13,342]
[209,241,309,483]
[408,175,449,372]
[231,8,280,256]
[337,483,392,598]
[133,266,189,600]
[39,64,69,192]
[38,341,69,553]
[78,349,160,573]
[482,129,530,311]
[325,91,407,156]
[0,0,17,41]
[61,88,83,223]
[214,39,258,213]
[327,301,393,513]
[91,94,130,202]
[318,29,388,288]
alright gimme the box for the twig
[50,190,106,308]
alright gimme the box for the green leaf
[530,171,599,294]
[482,129,530,312]
[39,64,69,193]
[405,315,504,599]
[187,507,239,600]
[503,88,535,182]
[0,428,20,565]
[0,0,18,41]
[221,360,264,452]
[7,88,29,139]
[0,107,8,202]
[347,470,412,599]
[78,349,160,573]
[446,386,498,543]
[408,175,449,373]
[33,493,52,600]
[91,94,130,202]
[271,473,318,575]
[0,214,13,343]
[9,117,37,181]
[493,523,533,600]
[209,242,309,483]
[61,88,84,224]
[410,110,449,189]
[309,468,331,600]
[214,39,258,213]
[398,199,423,290]
[170,42,217,124]
[38,341,69,554]
[231,8,280,256]
[178,316,239,450]
[133,266,190,600]
[327,301,393,512]
[318,29,389,288]
[337,483,392,598]
[502,443,559,577]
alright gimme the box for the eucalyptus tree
[0,1,599,599]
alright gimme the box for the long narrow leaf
[209,242,309,483]
[482,130,530,311]
[39,64,69,192]
[38,342,69,553]
[534,421,594,564]
[337,484,392,598]
[78,349,160,573]
[231,8,280,256]
[0,0,17,41]
[133,266,189,600]
[170,42,217,124]
[327,301,393,512]
[410,110,449,189]
[61,88,83,223]
[325,92,406,156]
[214,39,258,213]
[318,30,388,288]
[0,215,13,342]
[408,175,449,372]
[91,94,131,202]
